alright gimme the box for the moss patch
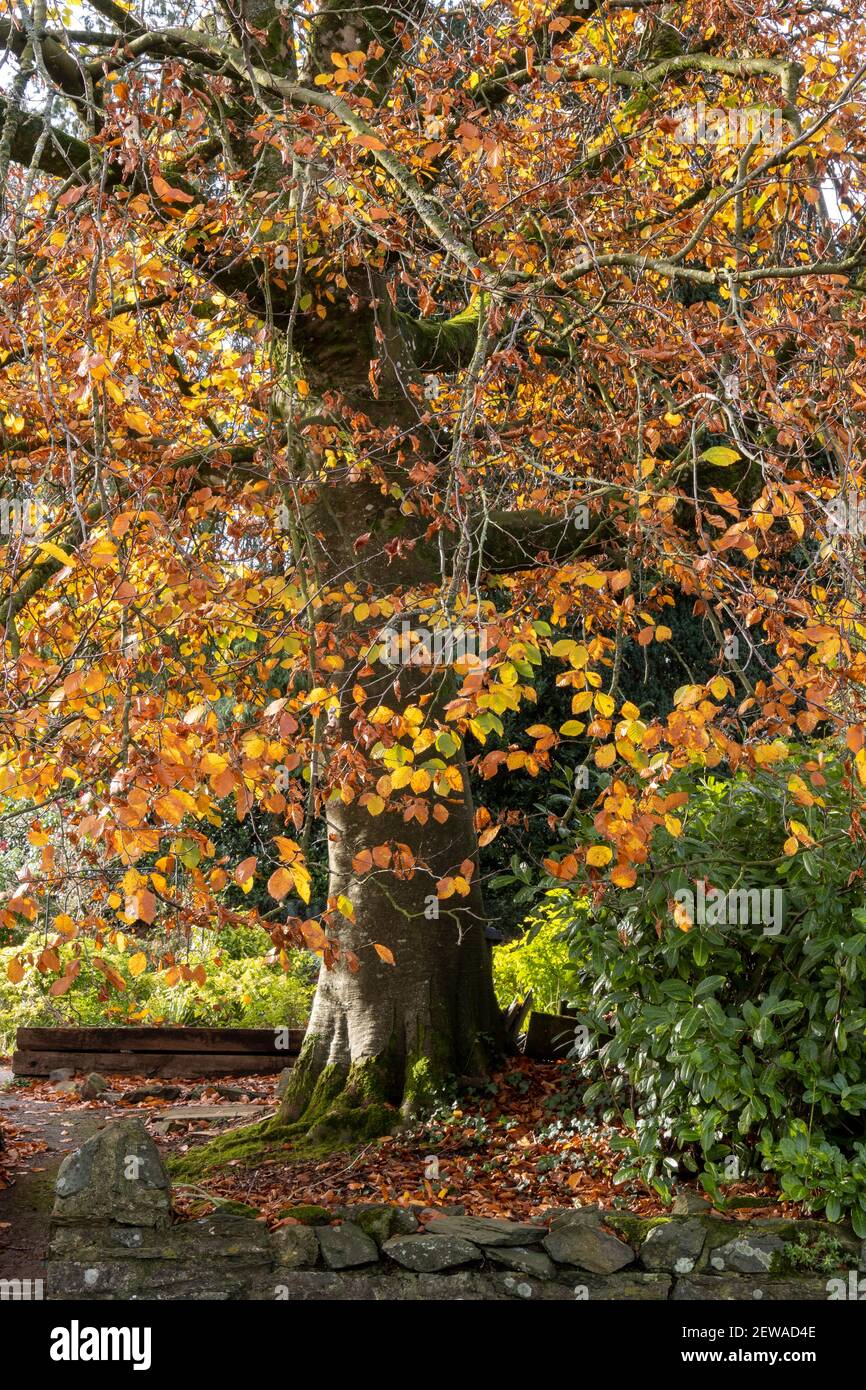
[604,1211,671,1248]
[275,1203,334,1226]
[168,1115,292,1181]
[403,1051,449,1116]
[169,1060,400,1181]
[210,1200,262,1219]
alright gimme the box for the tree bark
[280,773,504,1139]
[278,558,505,1136]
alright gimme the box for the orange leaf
[152,173,194,204]
[268,866,294,900]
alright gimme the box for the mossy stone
[277,1204,334,1226]
[53,1119,170,1229]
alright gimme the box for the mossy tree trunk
[280,791,503,1140]
[252,8,509,1144]
[278,627,505,1140]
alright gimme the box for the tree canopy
[2,0,866,1122]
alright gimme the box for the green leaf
[699,445,740,467]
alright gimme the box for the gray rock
[332,1204,397,1245]
[708,1234,785,1274]
[317,1223,379,1269]
[672,1190,713,1216]
[54,1080,78,1094]
[640,1218,706,1274]
[271,1224,319,1269]
[383,1233,480,1272]
[159,1103,268,1123]
[79,1072,109,1100]
[260,1269,672,1302]
[543,1212,634,1274]
[492,1270,671,1301]
[125,1084,182,1103]
[48,1213,272,1300]
[53,1118,170,1228]
[423,1214,543,1247]
[49,1067,74,1083]
[276,1068,294,1099]
[537,1205,601,1224]
[674,1274,829,1301]
[392,1207,420,1234]
[486,1246,557,1280]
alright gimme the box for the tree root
[168,1034,489,1182]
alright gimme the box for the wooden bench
[12,1025,304,1077]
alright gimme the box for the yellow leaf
[36,540,75,566]
[122,406,152,435]
[586,844,612,867]
[128,951,147,978]
[6,956,24,984]
[291,862,312,904]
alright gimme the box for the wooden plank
[522,1011,576,1060]
[12,1050,294,1078]
[16,1026,304,1055]
[504,988,533,1044]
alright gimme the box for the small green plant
[766,1126,866,1231]
[782,1227,847,1276]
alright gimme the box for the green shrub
[0,927,316,1050]
[492,905,578,1014]
[554,750,866,1234]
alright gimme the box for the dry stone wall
[46,1122,866,1302]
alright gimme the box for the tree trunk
[270,295,506,1140]
[279,665,505,1141]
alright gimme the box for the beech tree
[2,0,866,1141]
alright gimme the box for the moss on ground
[169,1063,401,1181]
[168,1115,291,1181]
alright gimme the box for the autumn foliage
[1,0,865,1120]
